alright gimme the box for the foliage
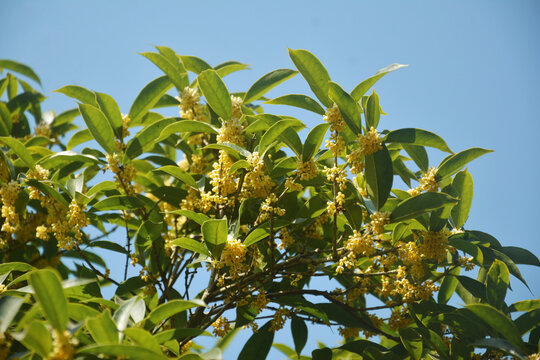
[0,48,538,360]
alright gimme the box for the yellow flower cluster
[323,104,345,132]
[284,177,303,192]
[220,236,248,279]
[231,95,243,120]
[211,316,231,337]
[107,153,137,196]
[217,118,246,146]
[323,166,347,216]
[419,229,451,263]
[242,152,274,199]
[48,330,77,360]
[0,159,10,183]
[278,227,294,250]
[398,241,424,279]
[369,211,390,235]
[269,307,291,332]
[257,193,285,223]
[337,230,376,273]
[296,160,318,181]
[209,152,237,197]
[347,127,383,173]
[0,181,19,234]
[338,326,359,339]
[179,154,207,174]
[67,200,90,247]
[34,121,52,138]
[253,291,270,314]
[304,213,329,240]
[408,166,439,196]
[177,87,206,121]
[388,306,412,331]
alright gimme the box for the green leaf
[158,120,218,142]
[129,75,173,124]
[0,102,12,136]
[243,227,269,247]
[351,63,408,101]
[25,179,69,207]
[169,209,209,225]
[86,309,119,344]
[93,195,145,211]
[0,59,41,85]
[473,338,526,360]
[67,129,93,149]
[500,246,540,267]
[436,148,493,180]
[328,81,362,134]
[238,320,275,360]
[291,315,308,355]
[78,344,169,360]
[202,218,228,259]
[466,304,524,348]
[243,68,297,104]
[515,309,540,335]
[399,327,423,360]
[153,165,197,188]
[365,90,381,129]
[141,52,189,93]
[403,144,429,172]
[29,269,68,331]
[390,192,458,223]
[438,267,461,304]
[457,275,486,300]
[39,150,99,169]
[451,169,474,229]
[19,321,52,357]
[95,92,124,138]
[486,259,510,309]
[273,343,296,358]
[67,303,101,322]
[0,295,25,333]
[146,299,205,326]
[170,237,211,257]
[123,327,163,354]
[302,123,330,162]
[154,328,210,344]
[288,49,332,107]
[365,145,394,210]
[113,296,146,332]
[215,60,249,78]
[385,128,452,153]
[179,55,212,74]
[259,119,303,155]
[229,159,251,175]
[54,85,98,107]
[197,69,232,120]
[312,347,332,360]
[204,142,251,160]
[0,136,35,168]
[90,240,129,254]
[264,94,325,115]
[78,104,115,154]
[449,238,484,265]
[508,300,540,313]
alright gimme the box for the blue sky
[1,0,539,358]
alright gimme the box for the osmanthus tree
[0,48,538,360]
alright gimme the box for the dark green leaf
[385,128,452,153]
[436,148,493,180]
[500,246,540,267]
[473,338,526,360]
[93,195,144,211]
[197,69,232,120]
[328,81,362,134]
[243,68,297,104]
[78,104,115,154]
[29,269,68,331]
[264,94,325,115]
[365,145,394,210]
[291,315,308,355]
[390,192,458,223]
[202,218,228,259]
[288,49,332,107]
[515,309,540,335]
[0,103,12,136]
[351,63,408,101]
[438,267,460,304]
[399,327,423,360]
[312,347,332,360]
[302,123,330,162]
[403,144,428,172]
[129,75,173,124]
[466,304,524,348]
[238,320,274,360]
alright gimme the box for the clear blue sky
[1,0,539,358]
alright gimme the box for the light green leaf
[264,94,325,115]
[399,327,423,360]
[243,68,297,104]
[438,267,460,304]
[202,218,228,259]
[25,179,69,207]
[302,123,330,162]
[146,299,206,326]
[179,55,212,74]
[328,81,362,134]
[197,69,232,120]
[351,63,408,101]
[125,117,178,159]
[39,150,99,169]
[113,296,145,332]
[215,60,249,78]
[385,128,452,153]
[158,120,218,142]
[0,295,25,333]
[0,59,42,85]
[142,52,189,92]
[0,102,12,136]
[19,321,52,357]
[169,209,209,225]
[78,103,115,154]
[259,119,303,155]
[508,300,540,313]
[129,75,173,124]
[486,259,510,309]
[67,303,100,322]
[451,169,474,229]
[436,148,493,180]
[124,327,163,354]
[67,129,93,149]
[29,269,68,331]
[365,90,381,129]
[288,49,332,107]
[365,145,394,210]
[95,92,124,138]
[466,304,524,348]
[93,195,145,211]
[204,142,251,160]
[238,320,274,360]
[170,237,211,257]
[229,159,251,175]
[0,136,35,168]
[86,309,119,344]
[390,192,458,223]
[54,85,98,107]
[78,344,169,360]
[153,165,197,188]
